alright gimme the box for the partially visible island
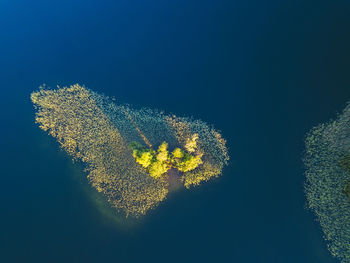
[31,84,229,217]
[340,154,350,200]
[304,102,350,263]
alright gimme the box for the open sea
[1,0,350,262]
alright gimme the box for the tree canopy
[130,134,203,179]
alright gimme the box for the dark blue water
[1,0,350,262]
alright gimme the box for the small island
[31,84,229,217]
[304,102,350,262]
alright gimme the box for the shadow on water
[66,160,145,231]
[66,162,189,230]
[35,131,145,232]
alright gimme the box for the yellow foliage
[176,153,203,172]
[182,161,221,188]
[135,151,153,168]
[172,148,184,159]
[166,115,228,187]
[148,160,169,179]
[156,142,169,162]
[184,133,198,153]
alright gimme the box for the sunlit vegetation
[304,103,350,262]
[130,134,203,179]
[31,84,229,217]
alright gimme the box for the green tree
[149,160,169,179]
[130,141,156,168]
[136,151,154,168]
[171,148,184,159]
[175,152,203,172]
[130,137,203,179]
[156,142,169,162]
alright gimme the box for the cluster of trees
[130,134,203,179]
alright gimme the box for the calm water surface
[1,0,350,262]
